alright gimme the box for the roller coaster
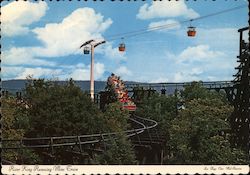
[0,79,243,165]
[2,116,157,150]
[2,115,164,164]
[2,26,249,164]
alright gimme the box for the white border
[1,165,250,175]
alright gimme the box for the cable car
[187,26,196,37]
[119,38,125,52]
[84,46,90,54]
[119,43,125,52]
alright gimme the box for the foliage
[90,103,136,164]
[103,102,130,132]
[104,80,118,104]
[135,82,248,164]
[2,98,41,164]
[135,93,178,135]
[167,84,248,164]
[6,78,246,165]
[181,81,229,103]
[3,78,137,164]
[92,133,137,165]
[24,78,105,137]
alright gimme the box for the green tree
[24,78,105,137]
[11,78,138,164]
[181,81,228,103]
[103,102,130,132]
[92,133,137,165]
[2,98,41,164]
[168,85,248,164]
[134,82,249,164]
[135,93,178,136]
[89,102,137,164]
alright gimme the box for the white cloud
[70,69,90,80]
[2,62,105,80]
[2,7,112,80]
[95,62,105,78]
[70,62,105,80]
[149,77,169,83]
[17,68,62,79]
[2,1,48,37]
[114,66,132,77]
[177,45,225,63]
[163,44,230,82]
[32,8,112,57]
[137,1,199,20]
[98,43,127,61]
[173,71,199,82]
[148,19,181,32]
[190,68,203,76]
[2,66,24,80]
[115,27,239,83]
[193,28,239,50]
[164,44,231,82]
[2,47,55,66]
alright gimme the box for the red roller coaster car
[107,73,136,112]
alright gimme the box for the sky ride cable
[94,4,247,42]
[41,4,247,80]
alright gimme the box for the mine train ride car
[119,93,136,112]
[101,73,136,112]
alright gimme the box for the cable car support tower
[80,40,106,101]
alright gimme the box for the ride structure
[230,26,250,149]
[103,73,136,112]
[2,116,162,164]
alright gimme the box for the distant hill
[2,79,177,95]
[2,80,106,93]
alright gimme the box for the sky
[1,0,249,83]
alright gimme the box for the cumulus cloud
[2,62,106,80]
[70,62,105,80]
[177,45,225,64]
[149,77,169,83]
[114,66,132,77]
[2,47,55,66]
[2,7,111,81]
[193,28,239,50]
[165,44,229,82]
[2,1,48,37]
[148,19,181,32]
[1,66,62,80]
[98,43,127,61]
[16,67,62,79]
[137,1,199,20]
[173,71,199,82]
[190,68,203,76]
[2,66,24,80]
[32,8,112,57]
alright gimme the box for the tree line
[2,79,249,164]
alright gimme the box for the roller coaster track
[1,80,234,93]
[125,80,234,89]
[2,116,158,150]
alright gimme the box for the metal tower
[231,27,250,149]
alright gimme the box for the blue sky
[1,0,248,82]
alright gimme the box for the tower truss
[231,27,250,149]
